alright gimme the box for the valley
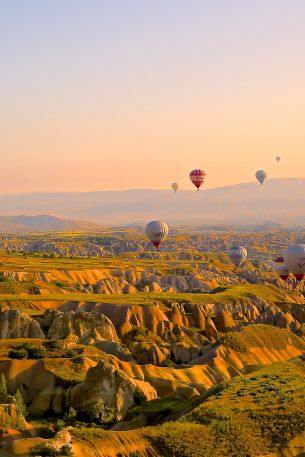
[0,229,304,456]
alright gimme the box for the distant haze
[0,178,303,227]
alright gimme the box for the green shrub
[0,273,8,282]
[22,342,34,352]
[60,444,73,456]
[80,399,115,425]
[129,326,148,342]
[27,346,46,359]
[54,280,66,288]
[0,374,8,403]
[63,407,77,424]
[65,350,78,358]
[8,349,28,360]
[29,443,72,457]
[44,340,62,350]
[54,419,65,432]
[133,390,147,406]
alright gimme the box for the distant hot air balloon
[276,156,281,162]
[228,245,247,267]
[190,169,206,191]
[171,182,179,193]
[273,257,290,281]
[284,244,305,281]
[145,221,169,251]
[255,170,267,185]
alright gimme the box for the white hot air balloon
[255,170,267,185]
[171,182,179,193]
[228,245,247,267]
[273,257,290,281]
[276,156,281,162]
[145,221,169,251]
[284,244,305,281]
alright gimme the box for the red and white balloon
[190,169,206,191]
[273,257,290,281]
[145,221,169,251]
[284,244,305,281]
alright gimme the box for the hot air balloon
[273,257,290,281]
[276,156,281,162]
[190,169,206,191]
[284,244,305,281]
[228,245,247,267]
[171,182,179,193]
[145,221,169,251]
[255,170,267,185]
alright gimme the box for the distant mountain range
[0,178,303,229]
[0,215,101,233]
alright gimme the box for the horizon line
[0,177,302,197]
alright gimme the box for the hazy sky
[1,0,305,193]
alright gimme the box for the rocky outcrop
[68,361,157,420]
[47,311,119,344]
[95,341,134,362]
[214,311,236,333]
[170,341,202,364]
[0,308,44,339]
[129,342,169,365]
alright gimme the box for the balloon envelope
[284,244,305,281]
[145,221,169,250]
[190,169,206,190]
[171,182,179,193]
[276,156,281,162]
[229,245,247,267]
[273,257,290,281]
[255,170,267,185]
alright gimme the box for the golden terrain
[0,230,304,456]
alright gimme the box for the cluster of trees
[8,341,79,360]
[9,343,46,360]
[0,373,26,430]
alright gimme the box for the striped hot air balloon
[190,169,206,191]
[145,221,169,250]
[284,244,305,281]
[273,257,290,281]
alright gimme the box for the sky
[0,0,305,194]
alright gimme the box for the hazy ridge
[0,178,303,227]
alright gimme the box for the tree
[86,399,115,425]
[0,374,8,403]
[64,407,77,424]
[13,389,26,418]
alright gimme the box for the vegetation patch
[219,324,305,352]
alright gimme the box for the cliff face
[1,325,303,417]
[46,311,119,344]
[0,309,44,339]
[69,360,157,421]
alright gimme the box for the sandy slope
[0,431,159,457]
